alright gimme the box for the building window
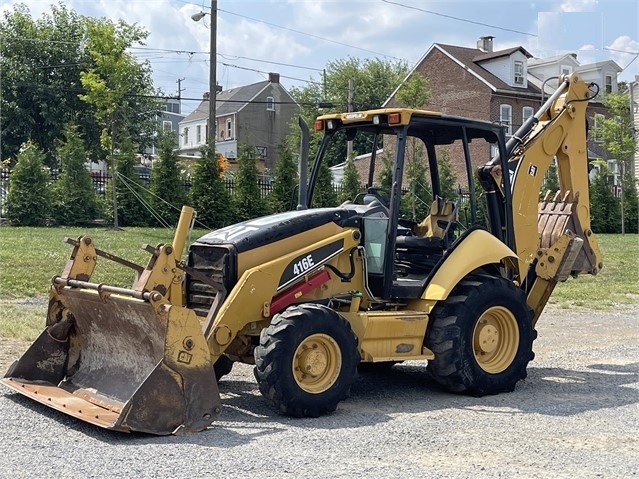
[183,127,189,145]
[196,125,201,143]
[514,61,524,85]
[560,65,573,77]
[593,113,604,142]
[522,106,534,125]
[266,96,275,111]
[605,75,613,94]
[500,104,512,134]
[162,121,172,132]
[226,118,232,139]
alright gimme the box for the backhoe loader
[2,73,602,434]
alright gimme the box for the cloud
[559,0,598,12]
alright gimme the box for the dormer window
[514,60,524,85]
[266,96,275,111]
[561,65,573,77]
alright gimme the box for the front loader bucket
[2,286,221,435]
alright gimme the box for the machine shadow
[3,360,636,446]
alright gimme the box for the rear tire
[254,303,359,417]
[425,275,535,396]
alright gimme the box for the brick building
[331,37,623,187]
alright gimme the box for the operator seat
[396,197,457,252]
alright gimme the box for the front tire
[254,303,359,417]
[425,275,535,396]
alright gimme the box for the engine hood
[195,208,356,253]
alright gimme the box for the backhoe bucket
[2,286,221,435]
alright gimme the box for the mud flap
[1,287,221,435]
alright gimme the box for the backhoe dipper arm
[485,74,602,321]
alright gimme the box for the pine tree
[269,143,298,213]
[312,160,337,208]
[150,130,188,226]
[6,142,51,226]
[378,151,393,191]
[51,123,99,225]
[541,162,560,196]
[621,171,638,233]
[234,144,270,222]
[589,163,620,233]
[190,145,234,229]
[338,152,362,203]
[112,138,148,226]
[438,149,458,201]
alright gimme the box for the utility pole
[176,77,185,100]
[192,0,217,150]
[208,0,217,149]
[347,78,354,158]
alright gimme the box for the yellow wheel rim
[292,333,341,394]
[472,306,519,373]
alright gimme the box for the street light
[191,1,217,150]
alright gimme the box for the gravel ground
[0,304,637,479]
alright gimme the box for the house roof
[575,59,623,73]
[181,79,278,122]
[528,53,579,68]
[385,42,541,106]
[435,43,539,95]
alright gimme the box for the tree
[5,142,51,226]
[338,153,362,203]
[0,4,101,166]
[395,74,433,220]
[589,162,620,233]
[312,162,337,208]
[288,57,410,168]
[593,91,637,233]
[378,151,394,191]
[541,162,560,196]
[438,149,458,201]
[620,172,638,233]
[110,138,148,227]
[79,18,161,228]
[190,145,234,229]
[269,143,299,213]
[150,130,188,226]
[395,74,431,109]
[51,122,99,225]
[234,144,270,222]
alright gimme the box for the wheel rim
[292,333,342,394]
[472,306,520,373]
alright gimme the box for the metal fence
[0,167,471,218]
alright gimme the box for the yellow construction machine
[2,73,602,434]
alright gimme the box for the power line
[216,8,404,61]
[380,0,538,37]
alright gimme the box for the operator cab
[308,109,511,301]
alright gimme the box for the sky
[1,0,638,115]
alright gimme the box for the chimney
[203,92,210,101]
[477,36,494,53]
[268,72,280,83]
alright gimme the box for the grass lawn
[0,226,637,340]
